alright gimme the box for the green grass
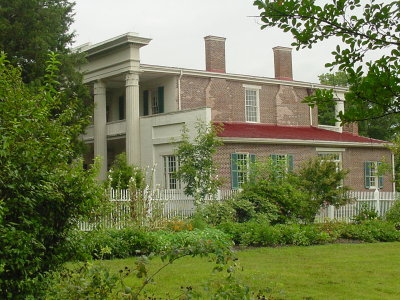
[74,242,400,299]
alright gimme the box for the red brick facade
[215,143,393,191]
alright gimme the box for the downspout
[392,153,396,191]
[178,69,183,110]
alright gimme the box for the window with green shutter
[364,161,383,189]
[231,153,255,189]
[270,154,294,172]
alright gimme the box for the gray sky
[70,0,348,83]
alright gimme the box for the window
[152,92,159,114]
[318,152,342,171]
[270,154,294,172]
[147,86,164,115]
[164,155,180,189]
[231,153,256,189]
[365,161,383,189]
[245,87,260,122]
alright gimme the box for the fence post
[327,205,335,220]
[374,189,381,216]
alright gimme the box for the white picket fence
[315,190,399,222]
[78,189,399,230]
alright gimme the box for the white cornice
[84,33,151,57]
[140,64,348,92]
[221,137,389,148]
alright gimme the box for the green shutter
[143,90,149,116]
[378,161,384,189]
[249,154,256,182]
[231,153,239,189]
[364,161,371,189]
[288,154,294,172]
[158,86,164,113]
[118,96,125,120]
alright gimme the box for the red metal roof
[215,122,386,144]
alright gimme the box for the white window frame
[317,152,342,172]
[366,161,380,190]
[236,153,251,188]
[243,85,261,123]
[163,155,180,190]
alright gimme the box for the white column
[93,80,108,180]
[125,72,141,166]
[335,99,345,132]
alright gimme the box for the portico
[79,33,151,179]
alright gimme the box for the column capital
[126,72,139,87]
[93,80,106,95]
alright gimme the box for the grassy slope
[91,242,400,299]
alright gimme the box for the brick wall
[180,75,312,125]
[215,143,393,191]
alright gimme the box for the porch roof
[215,122,387,144]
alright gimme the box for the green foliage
[294,157,352,222]
[47,237,239,300]
[0,1,92,155]
[341,220,400,242]
[0,54,103,299]
[218,220,400,246]
[68,227,232,261]
[385,200,400,223]
[254,0,400,126]
[46,263,120,300]
[352,203,379,223]
[175,122,223,205]
[107,152,145,189]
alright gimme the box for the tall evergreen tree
[0,0,91,152]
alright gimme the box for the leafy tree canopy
[175,122,223,205]
[0,0,91,153]
[0,53,102,299]
[254,0,400,125]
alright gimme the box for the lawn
[77,242,400,299]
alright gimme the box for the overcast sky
[70,0,348,83]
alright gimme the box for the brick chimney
[204,36,226,73]
[273,46,293,80]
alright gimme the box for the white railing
[315,190,399,222]
[78,189,399,230]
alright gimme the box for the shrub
[352,203,379,223]
[69,227,232,260]
[341,220,400,242]
[386,200,400,223]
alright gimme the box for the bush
[69,227,232,260]
[352,203,379,223]
[386,201,400,223]
[341,220,400,242]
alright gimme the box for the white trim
[244,87,260,123]
[242,84,262,90]
[316,147,346,152]
[392,153,396,191]
[221,137,389,148]
[140,64,348,92]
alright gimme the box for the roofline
[140,64,348,91]
[221,137,390,148]
[81,33,152,57]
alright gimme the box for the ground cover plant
[55,242,400,299]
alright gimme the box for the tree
[107,152,145,190]
[254,0,400,125]
[0,0,91,153]
[318,71,400,140]
[0,54,102,299]
[175,122,223,205]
